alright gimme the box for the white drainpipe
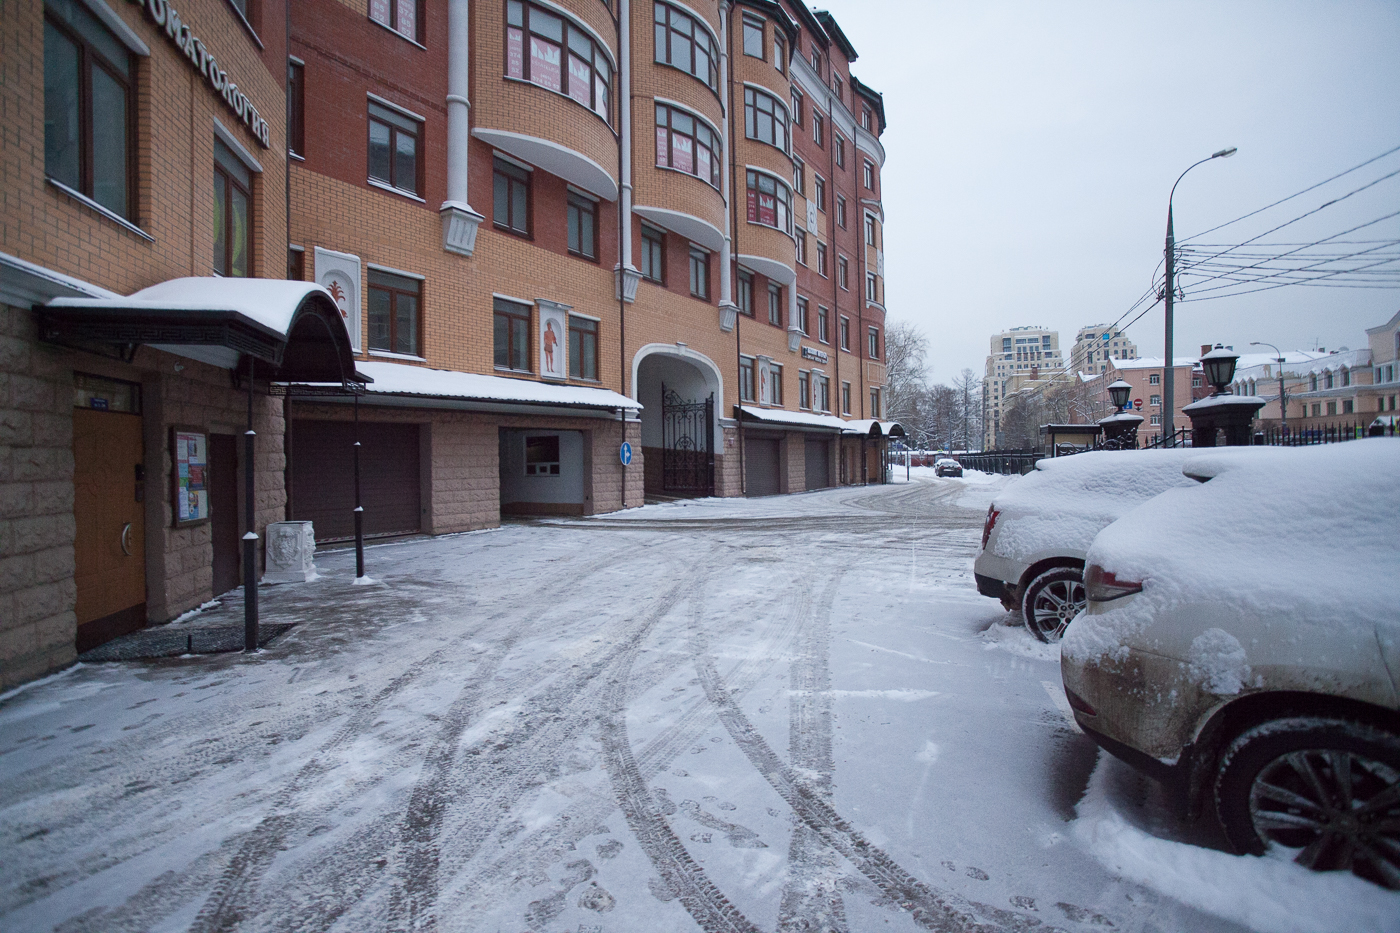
[441,0,483,256]
[615,0,640,302]
[718,2,737,332]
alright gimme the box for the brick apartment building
[1,0,894,684]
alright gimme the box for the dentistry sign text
[127,0,272,148]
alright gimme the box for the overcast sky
[824,0,1400,384]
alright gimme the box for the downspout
[721,2,743,494]
[617,0,631,507]
[441,0,484,255]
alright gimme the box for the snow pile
[1074,754,1400,933]
[1063,439,1400,666]
[986,450,1211,562]
[979,618,1060,661]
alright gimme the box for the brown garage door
[804,437,831,490]
[290,420,421,542]
[744,436,781,497]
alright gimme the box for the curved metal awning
[39,277,366,387]
[736,405,847,433]
[843,418,906,438]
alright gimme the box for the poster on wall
[171,428,211,527]
[315,247,362,353]
[757,357,773,405]
[537,300,569,381]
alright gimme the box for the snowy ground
[2,477,1395,933]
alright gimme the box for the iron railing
[956,449,1043,475]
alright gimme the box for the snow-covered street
[2,475,1394,933]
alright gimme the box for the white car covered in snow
[1061,439,1400,889]
[973,449,1204,641]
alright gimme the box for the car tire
[1020,566,1084,643]
[1214,717,1400,889]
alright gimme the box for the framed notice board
[171,428,211,527]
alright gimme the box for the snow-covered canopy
[842,419,906,437]
[737,405,847,432]
[357,360,639,411]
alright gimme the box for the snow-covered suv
[1061,440,1400,888]
[973,450,1202,641]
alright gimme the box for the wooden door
[73,408,146,651]
[209,433,240,595]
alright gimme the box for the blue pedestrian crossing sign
[619,442,633,466]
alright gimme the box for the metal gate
[661,384,714,495]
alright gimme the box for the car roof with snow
[1084,438,1400,631]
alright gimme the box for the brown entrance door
[209,434,240,595]
[73,407,146,651]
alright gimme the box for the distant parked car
[973,450,1203,641]
[1061,440,1400,888]
[934,458,963,477]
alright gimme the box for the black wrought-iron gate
[661,384,714,495]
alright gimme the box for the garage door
[744,436,781,497]
[290,420,421,542]
[804,437,831,490]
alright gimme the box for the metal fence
[1255,419,1396,445]
[956,449,1043,475]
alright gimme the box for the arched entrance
[633,345,724,498]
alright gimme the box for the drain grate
[78,623,296,662]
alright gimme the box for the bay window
[654,3,719,91]
[743,87,789,153]
[745,170,792,233]
[655,104,721,188]
[742,14,764,58]
[507,1,612,122]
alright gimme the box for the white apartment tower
[982,326,1063,449]
[1070,325,1138,375]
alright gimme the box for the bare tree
[883,320,929,430]
[950,368,982,450]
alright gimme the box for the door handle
[120,522,133,556]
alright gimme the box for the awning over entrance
[843,419,906,438]
[39,277,364,386]
[352,360,640,412]
[737,405,847,432]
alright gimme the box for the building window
[767,283,782,326]
[689,245,710,299]
[814,175,826,212]
[641,225,665,282]
[288,247,304,280]
[813,111,824,147]
[1327,401,1337,416]
[836,196,847,229]
[816,243,827,277]
[743,87,789,153]
[745,170,792,233]
[840,316,850,350]
[832,74,843,102]
[793,155,805,197]
[815,375,830,412]
[288,60,305,157]
[865,271,878,302]
[368,269,421,356]
[508,0,612,121]
[213,140,252,277]
[795,228,807,265]
[791,88,803,126]
[796,297,809,335]
[799,370,810,409]
[837,256,848,290]
[1148,372,1161,385]
[567,191,597,259]
[1150,394,1161,406]
[810,47,821,72]
[654,2,718,91]
[861,107,872,131]
[740,357,755,401]
[863,159,875,189]
[773,33,785,73]
[817,305,829,343]
[868,326,880,360]
[368,101,421,196]
[44,2,134,219]
[865,215,877,246]
[742,14,764,58]
[655,103,721,188]
[493,157,531,235]
[737,269,753,316]
[569,315,598,380]
[1311,403,1321,417]
[835,134,845,168]
[870,388,880,418]
[841,381,851,415]
[369,0,422,43]
[1192,375,1202,387]
[494,298,532,371]
[768,363,783,405]
[1310,374,1318,391]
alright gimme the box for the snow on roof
[1,250,121,301]
[1180,393,1265,412]
[842,418,905,436]
[739,405,847,431]
[47,277,339,338]
[1111,357,1202,371]
[1065,439,1400,661]
[359,360,640,410]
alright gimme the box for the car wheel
[1020,566,1084,643]
[1214,717,1400,889]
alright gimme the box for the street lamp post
[1250,341,1288,438]
[1162,147,1237,446]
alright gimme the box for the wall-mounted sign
[314,247,361,352]
[171,428,210,527]
[127,0,272,148]
[537,299,570,381]
[801,346,829,364]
